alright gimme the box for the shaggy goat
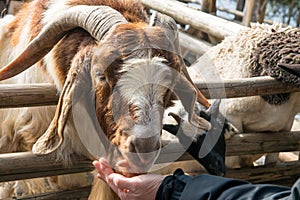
[189,23,300,168]
[0,0,215,199]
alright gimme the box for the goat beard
[107,147,148,177]
[114,159,145,177]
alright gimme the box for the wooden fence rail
[140,0,248,39]
[0,76,299,108]
[0,152,93,182]
[4,159,300,200]
[3,157,299,200]
[0,83,58,108]
[1,131,300,183]
[1,1,299,199]
[179,31,213,55]
[0,78,299,198]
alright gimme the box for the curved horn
[0,5,127,81]
[153,12,210,108]
[181,58,210,109]
[151,12,178,50]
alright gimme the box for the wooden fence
[0,77,300,199]
[1,0,300,199]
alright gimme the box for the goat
[189,23,300,168]
[0,0,214,199]
[162,99,239,176]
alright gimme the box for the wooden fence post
[234,0,245,21]
[201,0,216,14]
[253,0,268,23]
[243,0,267,26]
[200,0,219,43]
[243,0,255,26]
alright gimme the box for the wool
[190,23,300,168]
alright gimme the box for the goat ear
[33,55,108,157]
[32,71,79,155]
[174,74,211,130]
[32,56,91,155]
[173,73,196,122]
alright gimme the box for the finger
[100,161,114,177]
[105,174,124,195]
[93,158,114,183]
[108,173,136,191]
[99,157,110,168]
[97,173,106,182]
[93,161,107,181]
[93,160,100,170]
[96,159,132,197]
[107,181,132,199]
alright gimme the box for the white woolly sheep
[189,23,300,168]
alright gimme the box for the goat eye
[99,74,106,81]
[95,72,106,81]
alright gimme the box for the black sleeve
[156,169,300,200]
[156,169,192,200]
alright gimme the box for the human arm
[94,158,299,200]
[157,170,298,200]
[93,158,164,200]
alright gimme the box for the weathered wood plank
[195,76,300,99]
[5,161,300,199]
[0,83,58,108]
[140,0,247,39]
[242,0,255,26]
[0,77,299,108]
[0,152,94,182]
[6,186,91,200]
[178,0,244,18]
[2,131,300,182]
[226,131,300,156]
[156,131,300,163]
[177,0,201,3]
[165,0,272,25]
[226,160,300,183]
[179,31,213,55]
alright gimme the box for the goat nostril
[130,137,161,153]
[125,136,161,169]
[129,140,137,153]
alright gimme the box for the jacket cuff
[156,168,192,200]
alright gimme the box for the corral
[1,0,300,199]
[0,77,299,199]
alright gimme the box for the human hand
[93,158,164,200]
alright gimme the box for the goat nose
[129,136,160,152]
[129,136,161,163]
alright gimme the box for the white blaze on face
[116,56,173,136]
[113,57,175,171]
